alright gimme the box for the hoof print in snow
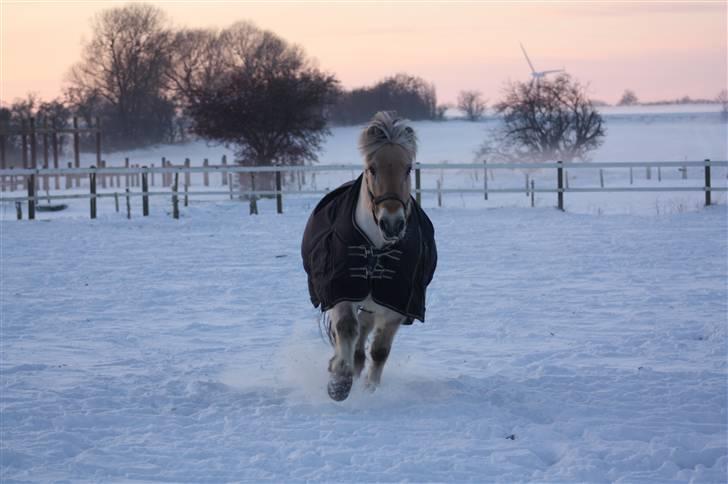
[328,374,353,401]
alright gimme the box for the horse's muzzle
[379,216,406,241]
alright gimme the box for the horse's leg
[327,302,359,401]
[366,318,401,390]
[354,315,374,379]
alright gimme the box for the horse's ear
[367,125,385,139]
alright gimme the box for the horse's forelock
[358,111,417,163]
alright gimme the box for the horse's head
[358,111,418,243]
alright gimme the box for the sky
[1,1,726,106]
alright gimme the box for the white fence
[1,160,726,220]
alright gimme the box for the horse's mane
[358,111,418,162]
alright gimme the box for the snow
[1,196,726,482]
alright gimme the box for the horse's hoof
[364,380,378,393]
[327,373,353,401]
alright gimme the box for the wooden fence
[0,117,102,179]
[0,160,726,220]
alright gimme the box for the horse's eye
[369,167,377,177]
[406,166,412,176]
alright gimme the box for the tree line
[1,4,445,157]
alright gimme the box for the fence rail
[1,160,726,220]
[0,160,724,176]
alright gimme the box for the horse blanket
[301,175,437,324]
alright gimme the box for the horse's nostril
[379,217,405,239]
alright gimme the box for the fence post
[525,173,530,197]
[15,201,22,220]
[681,165,687,180]
[203,159,209,186]
[630,167,634,185]
[172,172,179,220]
[125,158,130,187]
[646,166,651,180]
[21,119,28,169]
[531,180,535,207]
[42,118,49,191]
[557,160,564,211]
[27,174,35,220]
[705,159,712,206]
[125,188,131,219]
[415,164,421,206]
[228,174,234,200]
[437,179,442,207]
[65,162,72,189]
[30,117,37,171]
[599,169,604,188]
[657,166,662,182]
[52,121,59,190]
[483,159,488,200]
[95,116,102,169]
[184,184,189,207]
[73,117,80,187]
[114,192,119,213]
[184,158,191,187]
[90,168,97,219]
[249,173,258,215]
[161,157,167,187]
[222,155,227,185]
[142,167,149,216]
[276,170,283,214]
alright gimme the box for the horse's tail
[318,311,335,347]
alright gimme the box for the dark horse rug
[301,175,437,324]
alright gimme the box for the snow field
[1,197,726,482]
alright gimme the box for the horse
[301,111,437,401]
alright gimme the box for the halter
[365,176,408,226]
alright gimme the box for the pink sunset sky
[1,1,726,106]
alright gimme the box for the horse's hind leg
[366,319,401,390]
[327,302,359,401]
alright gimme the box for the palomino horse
[302,111,437,401]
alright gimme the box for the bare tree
[618,89,639,106]
[186,22,338,184]
[67,3,173,148]
[434,103,450,121]
[482,75,605,163]
[166,28,228,107]
[457,90,486,121]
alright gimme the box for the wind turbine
[519,43,564,81]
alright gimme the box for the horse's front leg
[327,302,359,401]
[366,318,402,390]
[354,313,374,379]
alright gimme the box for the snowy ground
[1,197,726,482]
